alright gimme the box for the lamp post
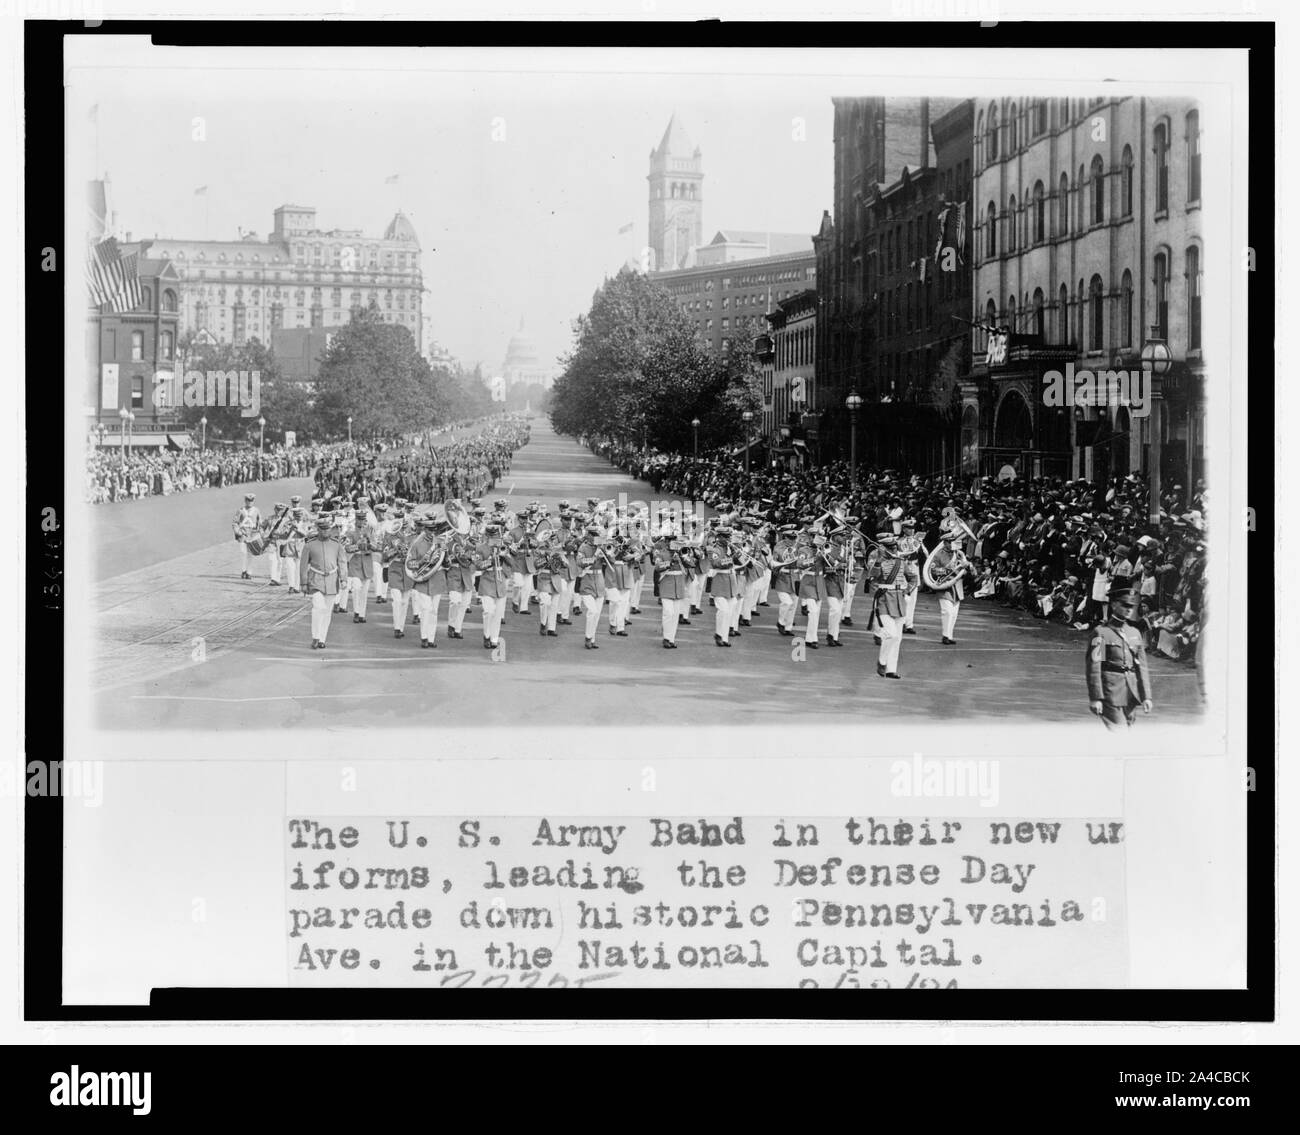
[347,415,352,445]
[741,410,754,475]
[95,423,105,450]
[845,391,863,490]
[200,415,207,453]
[1140,329,1172,525]
[126,410,135,458]
[691,417,700,458]
[118,407,128,466]
[258,415,267,480]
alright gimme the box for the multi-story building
[813,96,961,463]
[131,204,424,352]
[654,250,817,357]
[645,115,816,358]
[759,288,817,466]
[86,250,185,443]
[967,96,1204,486]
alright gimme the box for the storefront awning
[167,433,194,450]
[94,433,170,449]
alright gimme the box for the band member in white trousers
[866,532,919,678]
[299,516,343,649]
[576,548,605,647]
[232,494,260,579]
[929,535,969,644]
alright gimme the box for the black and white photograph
[7,8,1286,1065]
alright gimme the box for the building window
[984,298,997,348]
[130,330,144,361]
[1089,275,1105,351]
[1121,146,1134,217]
[1059,283,1070,345]
[1033,181,1045,243]
[1076,278,1085,345]
[1186,110,1201,203]
[986,202,997,258]
[1077,165,1086,231]
[1058,98,1070,128]
[1032,99,1048,136]
[1008,103,1018,152]
[131,375,144,409]
[1033,288,1045,338]
[295,289,305,307]
[1120,270,1134,348]
[1091,155,1105,225]
[1006,196,1017,253]
[986,103,999,162]
[1007,295,1016,333]
[1058,173,1070,236]
[1186,245,1201,350]
[1154,252,1169,340]
[160,330,174,360]
[1154,122,1170,214]
[140,286,153,311]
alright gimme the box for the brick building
[967,95,1204,487]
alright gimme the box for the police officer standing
[1086,584,1153,729]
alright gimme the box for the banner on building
[100,363,118,410]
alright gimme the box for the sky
[69,46,851,373]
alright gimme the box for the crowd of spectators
[589,437,1207,666]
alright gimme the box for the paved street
[91,419,1204,730]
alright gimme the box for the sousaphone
[443,498,472,536]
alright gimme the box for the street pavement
[90,418,1205,729]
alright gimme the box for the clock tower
[647,114,703,271]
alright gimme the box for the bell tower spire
[647,113,703,271]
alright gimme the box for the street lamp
[200,415,207,453]
[691,418,700,458]
[118,407,128,466]
[1140,330,1172,525]
[95,423,105,450]
[741,410,754,475]
[347,415,353,445]
[258,415,267,480]
[845,391,863,490]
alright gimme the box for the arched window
[130,330,143,361]
[1077,165,1085,230]
[1033,180,1046,243]
[1089,275,1105,351]
[1153,251,1169,340]
[1006,196,1017,253]
[1091,155,1105,225]
[140,286,152,311]
[1058,98,1070,128]
[1120,270,1134,347]
[1153,121,1170,213]
[1121,145,1134,217]
[1059,283,1070,345]
[1008,103,1018,151]
[160,330,174,360]
[986,103,999,161]
[162,289,177,312]
[1007,295,1016,332]
[1058,173,1070,236]
[1076,278,1085,345]
[986,202,997,258]
[1033,288,1045,337]
[1186,245,1202,350]
[1186,110,1201,202]
[976,110,984,164]
[985,298,997,349]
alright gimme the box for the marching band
[232,490,978,676]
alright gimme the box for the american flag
[85,237,142,312]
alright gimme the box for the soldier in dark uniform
[1086,584,1153,729]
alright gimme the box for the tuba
[923,542,970,591]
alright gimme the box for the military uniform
[475,532,509,648]
[797,540,828,647]
[896,523,926,633]
[1086,591,1153,729]
[232,494,261,578]
[654,540,689,647]
[299,519,344,648]
[405,519,448,647]
[708,535,741,646]
[867,533,919,677]
[770,530,799,635]
[576,533,606,647]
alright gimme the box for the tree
[550,267,720,449]
[314,302,439,439]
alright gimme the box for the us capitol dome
[501,318,555,388]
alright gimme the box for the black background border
[24,17,1276,1025]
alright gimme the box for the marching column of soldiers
[234,487,994,683]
